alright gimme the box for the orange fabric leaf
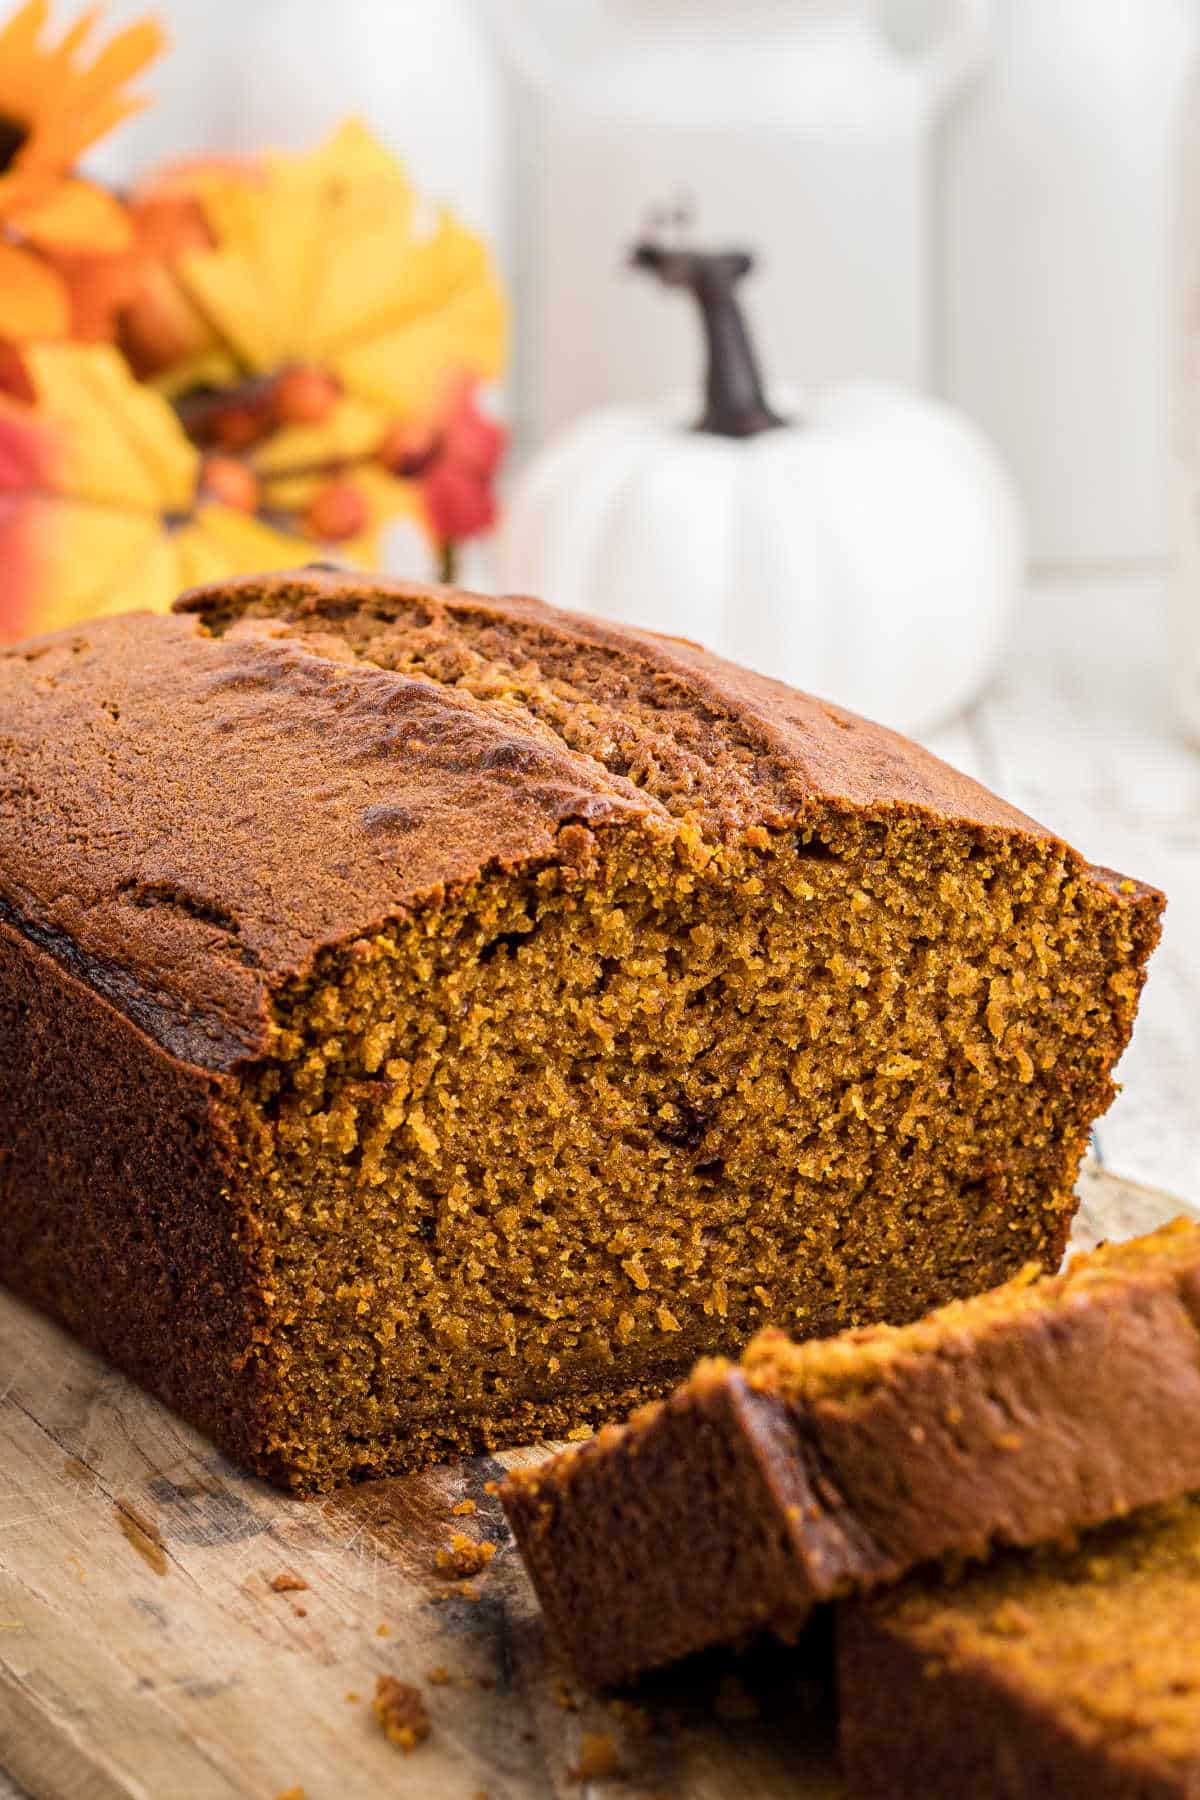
[11,178,132,253]
[0,241,69,338]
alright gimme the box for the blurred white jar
[943,0,1196,566]
[1169,44,1200,742]
[487,0,992,445]
[500,241,1023,736]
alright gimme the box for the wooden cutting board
[0,1163,1193,1800]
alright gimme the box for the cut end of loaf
[236,785,1156,1489]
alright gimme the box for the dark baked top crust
[0,566,1148,1070]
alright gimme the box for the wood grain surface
[0,1163,1192,1800]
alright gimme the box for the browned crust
[0,567,1159,1072]
[175,567,1058,834]
[501,1225,1200,1687]
[0,919,272,1469]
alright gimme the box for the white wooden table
[1,571,1196,1800]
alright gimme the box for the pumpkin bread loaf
[0,567,1161,1490]
[501,1220,1200,1686]
[839,1494,1200,1799]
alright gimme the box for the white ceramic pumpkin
[498,243,1023,736]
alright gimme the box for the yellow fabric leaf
[332,258,505,420]
[151,346,241,402]
[170,516,251,593]
[251,395,389,480]
[50,11,105,67]
[22,343,197,511]
[10,495,165,636]
[179,503,326,582]
[0,2,53,116]
[87,527,180,619]
[301,117,410,192]
[0,241,69,337]
[176,123,505,417]
[11,177,132,252]
[311,211,498,365]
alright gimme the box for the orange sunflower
[0,0,163,339]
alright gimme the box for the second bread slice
[838,1496,1200,1799]
[502,1220,1200,1687]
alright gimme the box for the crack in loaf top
[177,568,1061,841]
[0,566,1127,1072]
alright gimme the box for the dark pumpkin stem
[631,240,785,439]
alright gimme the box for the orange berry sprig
[178,366,505,564]
[198,454,259,513]
[304,479,368,542]
[178,364,340,452]
[182,364,371,544]
[274,365,341,426]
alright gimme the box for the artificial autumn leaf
[15,177,129,251]
[0,2,164,338]
[0,236,67,337]
[98,158,258,370]
[170,121,506,431]
[51,166,221,354]
[0,344,412,642]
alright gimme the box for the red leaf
[422,458,498,544]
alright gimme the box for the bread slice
[0,568,1159,1489]
[839,1495,1200,1799]
[501,1221,1200,1686]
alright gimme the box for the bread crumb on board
[568,1731,622,1782]
[436,1532,498,1578]
[552,1677,578,1713]
[373,1675,431,1751]
[269,1572,308,1594]
[452,1497,477,1516]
